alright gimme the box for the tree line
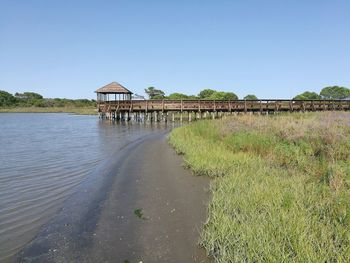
[145,87,258,100]
[1,85,349,108]
[0,90,96,107]
[293,86,350,100]
[145,86,350,100]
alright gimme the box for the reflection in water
[0,113,171,262]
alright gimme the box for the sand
[16,131,211,263]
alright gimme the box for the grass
[0,106,97,115]
[169,112,350,262]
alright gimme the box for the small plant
[134,208,146,220]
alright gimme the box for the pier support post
[223,112,227,119]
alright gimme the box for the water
[0,113,167,262]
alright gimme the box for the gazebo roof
[95,82,133,94]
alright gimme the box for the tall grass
[169,112,350,262]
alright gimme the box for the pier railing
[98,99,350,113]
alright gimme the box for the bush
[0,90,16,106]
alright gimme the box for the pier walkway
[97,99,350,121]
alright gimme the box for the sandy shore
[16,131,211,263]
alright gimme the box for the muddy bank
[16,131,211,263]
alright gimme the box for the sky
[0,0,349,99]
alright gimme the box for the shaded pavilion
[95,82,133,102]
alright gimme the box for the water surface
[0,113,166,262]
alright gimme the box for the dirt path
[17,132,211,263]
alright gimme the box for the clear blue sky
[1,0,349,99]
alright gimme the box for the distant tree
[221,92,238,100]
[244,94,258,100]
[167,93,198,99]
[208,91,238,100]
[198,89,216,99]
[167,93,189,99]
[320,86,350,99]
[0,90,16,107]
[293,91,321,100]
[15,92,43,100]
[1,90,96,108]
[199,89,238,100]
[145,87,165,99]
[52,98,65,107]
[152,94,166,99]
[144,87,155,98]
[32,99,48,107]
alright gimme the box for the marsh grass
[169,112,350,262]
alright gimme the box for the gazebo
[95,82,133,102]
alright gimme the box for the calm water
[0,113,168,262]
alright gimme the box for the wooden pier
[95,82,350,122]
[97,99,350,121]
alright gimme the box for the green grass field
[0,107,97,115]
[169,112,350,262]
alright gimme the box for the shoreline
[15,131,211,262]
[0,107,97,115]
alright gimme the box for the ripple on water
[0,113,163,262]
